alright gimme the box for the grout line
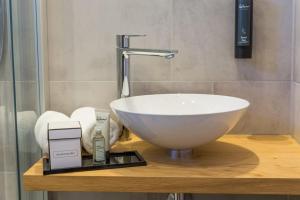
[131,80,291,83]
[14,80,37,83]
[48,80,292,84]
[49,80,117,83]
[0,81,13,84]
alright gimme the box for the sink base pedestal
[169,149,193,160]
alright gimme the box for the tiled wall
[294,0,300,142]
[46,0,294,200]
[47,0,293,135]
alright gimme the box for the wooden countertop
[24,135,300,195]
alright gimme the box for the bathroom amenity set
[34,107,146,175]
[48,121,82,170]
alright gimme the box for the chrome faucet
[116,34,178,140]
[116,34,178,98]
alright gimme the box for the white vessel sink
[110,94,249,150]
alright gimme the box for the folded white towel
[71,107,120,154]
[34,111,71,154]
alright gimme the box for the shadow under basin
[126,140,260,177]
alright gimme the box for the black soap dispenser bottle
[235,0,253,59]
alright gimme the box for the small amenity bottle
[95,111,110,162]
[93,128,106,164]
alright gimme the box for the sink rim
[110,93,250,116]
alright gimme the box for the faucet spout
[121,48,178,59]
[116,34,178,98]
[119,48,178,97]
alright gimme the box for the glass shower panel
[0,0,19,199]
[0,0,44,200]
[11,0,44,200]
[0,0,43,199]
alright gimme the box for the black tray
[43,151,147,175]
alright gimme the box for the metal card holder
[43,151,147,175]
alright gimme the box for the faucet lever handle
[125,34,146,38]
[117,34,146,48]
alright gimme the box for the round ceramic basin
[110,94,250,150]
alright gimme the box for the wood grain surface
[24,135,300,195]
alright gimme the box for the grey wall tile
[0,3,13,82]
[214,81,290,134]
[0,146,3,172]
[0,173,4,200]
[132,81,213,96]
[49,81,117,115]
[0,82,18,177]
[0,81,17,172]
[0,81,17,145]
[3,145,17,173]
[131,57,172,82]
[0,82,8,170]
[293,82,300,142]
[12,0,37,82]
[289,195,300,200]
[1,172,23,200]
[147,193,168,200]
[172,0,293,81]
[231,195,288,200]
[192,194,287,200]
[118,0,173,82]
[15,81,38,112]
[192,194,232,200]
[0,33,13,82]
[117,0,172,49]
[49,192,147,200]
[47,0,172,82]
[47,0,118,82]
[2,172,18,200]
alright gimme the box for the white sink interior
[110,94,250,150]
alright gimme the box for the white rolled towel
[71,107,120,154]
[34,111,71,154]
